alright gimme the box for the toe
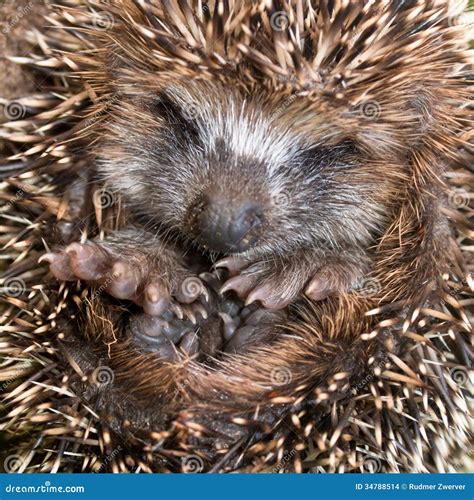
[40,252,75,281]
[142,283,171,316]
[220,274,256,297]
[66,242,107,281]
[218,312,240,340]
[179,331,199,355]
[224,325,257,353]
[130,314,169,337]
[245,283,296,309]
[214,256,246,275]
[106,261,140,299]
[305,275,332,301]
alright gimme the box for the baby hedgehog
[1,0,472,473]
[43,0,415,348]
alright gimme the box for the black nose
[190,197,264,253]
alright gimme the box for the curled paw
[216,255,338,309]
[129,311,200,360]
[40,241,209,320]
[219,304,285,353]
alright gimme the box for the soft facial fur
[89,74,408,308]
[100,81,392,254]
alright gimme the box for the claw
[214,256,246,276]
[131,314,169,337]
[192,302,209,320]
[163,322,190,343]
[200,286,210,303]
[218,312,238,340]
[199,272,221,291]
[224,325,257,353]
[39,252,75,281]
[172,303,184,320]
[245,284,294,310]
[220,275,255,296]
[66,242,105,281]
[245,309,277,325]
[183,306,197,325]
[142,283,170,315]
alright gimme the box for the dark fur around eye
[151,93,200,143]
[297,140,361,172]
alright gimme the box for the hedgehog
[0,0,472,474]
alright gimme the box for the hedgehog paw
[40,241,209,320]
[129,311,200,360]
[217,256,342,309]
[220,306,285,353]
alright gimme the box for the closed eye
[151,93,200,143]
[298,140,362,171]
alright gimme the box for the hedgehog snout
[188,195,265,253]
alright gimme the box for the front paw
[217,253,358,309]
[40,241,209,322]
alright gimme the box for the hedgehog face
[100,79,394,257]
